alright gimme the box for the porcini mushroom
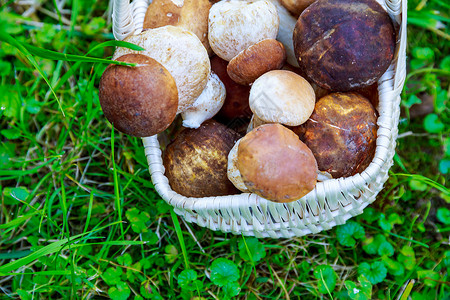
[143,0,212,53]
[163,120,241,197]
[227,39,286,85]
[227,139,249,193]
[181,72,226,129]
[293,0,395,91]
[113,26,210,113]
[208,0,279,61]
[99,54,178,137]
[237,123,318,202]
[295,92,378,178]
[249,70,315,126]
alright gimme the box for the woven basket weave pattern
[112,0,407,238]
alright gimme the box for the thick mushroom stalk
[208,0,279,61]
[227,139,250,193]
[181,72,226,129]
[113,26,211,113]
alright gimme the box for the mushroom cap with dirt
[113,25,210,113]
[208,0,279,61]
[237,123,318,202]
[99,54,178,137]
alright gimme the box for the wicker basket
[111,0,407,238]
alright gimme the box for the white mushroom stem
[227,139,249,193]
[181,72,226,129]
[246,114,270,133]
[268,0,299,67]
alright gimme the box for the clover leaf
[437,207,450,225]
[117,253,133,266]
[345,275,372,300]
[238,238,266,263]
[210,258,240,287]
[336,221,365,247]
[379,213,403,232]
[417,269,440,287]
[359,207,380,224]
[108,281,130,300]
[424,113,445,134]
[357,262,387,285]
[165,245,178,264]
[382,257,405,277]
[378,241,395,257]
[362,234,387,255]
[313,265,337,294]
[178,269,203,292]
[102,267,123,286]
[223,281,241,299]
[126,207,150,233]
[397,246,416,270]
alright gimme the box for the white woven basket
[111,0,407,238]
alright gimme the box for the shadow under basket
[111,0,408,238]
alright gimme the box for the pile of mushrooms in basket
[99,0,395,203]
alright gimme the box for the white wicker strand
[116,0,406,238]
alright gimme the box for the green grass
[0,0,449,299]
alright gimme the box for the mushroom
[99,54,178,137]
[227,39,286,85]
[294,92,378,178]
[163,120,241,197]
[249,70,315,126]
[236,123,318,202]
[211,56,252,123]
[293,0,395,91]
[267,0,300,67]
[143,0,212,53]
[227,139,249,192]
[113,25,210,113]
[181,72,226,129]
[208,0,279,61]
[279,0,316,16]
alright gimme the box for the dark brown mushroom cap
[99,54,178,137]
[296,92,378,178]
[293,0,395,91]
[227,39,287,85]
[237,123,318,202]
[163,120,241,198]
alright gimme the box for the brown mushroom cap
[99,54,178,137]
[143,0,212,52]
[280,0,316,16]
[237,123,318,202]
[293,0,395,91]
[227,39,287,85]
[296,92,378,178]
[163,120,241,198]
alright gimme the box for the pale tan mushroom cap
[113,26,211,113]
[181,72,226,129]
[249,70,315,126]
[227,139,249,192]
[208,0,279,61]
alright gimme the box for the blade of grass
[170,210,189,269]
[83,192,95,234]
[111,127,124,237]
[0,222,122,274]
